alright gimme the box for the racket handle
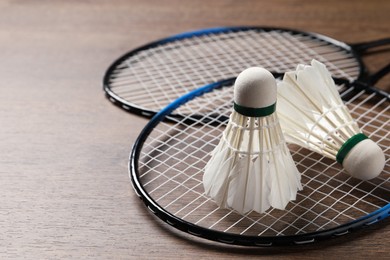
[367,62,390,85]
[351,38,390,53]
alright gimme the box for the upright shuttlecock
[203,67,302,214]
[277,59,386,180]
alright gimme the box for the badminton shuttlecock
[277,59,386,181]
[203,67,302,214]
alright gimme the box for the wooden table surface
[1,0,389,259]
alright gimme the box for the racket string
[136,83,389,237]
[108,29,362,113]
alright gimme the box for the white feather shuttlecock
[203,67,302,214]
[277,59,386,181]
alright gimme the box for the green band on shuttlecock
[233,102,276,117]
[336,133,368,164]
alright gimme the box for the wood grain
[0,0,389,259]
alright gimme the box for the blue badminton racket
[104,26,389,118]
[129,76,389,246]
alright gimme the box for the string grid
[135,82,389,237]
[107,29,360,113]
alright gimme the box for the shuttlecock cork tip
[342,138,385,181]
[234,67,277,111]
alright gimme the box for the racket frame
[129,80,390,247]
[104,26,370,118]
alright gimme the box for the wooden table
[1,1,389,258]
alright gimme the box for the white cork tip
[234,67,277,108]
[342,139,386,180]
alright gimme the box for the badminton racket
[104,26,389,118]
[130,76,389,246]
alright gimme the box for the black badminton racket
[104,26,389,118]
[130,76,389,246]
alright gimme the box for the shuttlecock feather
[203,67,302,214]
[277,59,386,180]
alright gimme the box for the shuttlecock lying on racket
[203,67,302,214]
[277,59,386,181]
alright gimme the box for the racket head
[104,26,368,117]
[130,79,390,247]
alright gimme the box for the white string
[109,29,361,112]
[136,83,389,236]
